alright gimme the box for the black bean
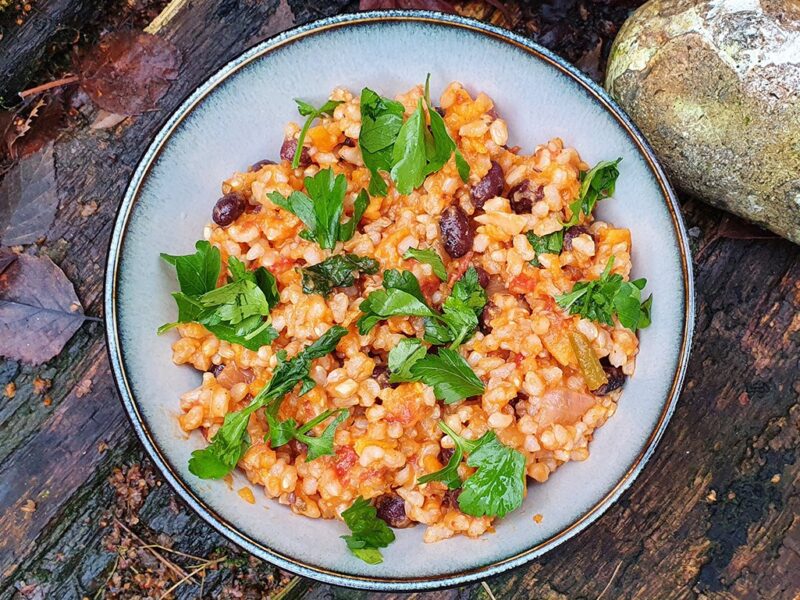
[279,138,311,167]
[563,225,590,250]
[595,362,626,396]
[248,159,276,172]
[508,179,545,214]
[439,205,474,258]
[470,161,505,210]
[374,494,414,528]
[212,192,246,227]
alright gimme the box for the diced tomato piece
[509,272,537,294]
[334,445,358,478]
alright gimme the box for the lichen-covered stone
[606,0,800,244]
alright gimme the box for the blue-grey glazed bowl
[105,11,694,591]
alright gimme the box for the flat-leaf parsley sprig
[556,256,652,331]
[291,98,343,169]
[268,168,368,250]
[159,241,279,351]
[418,421,526,518]
[341,496,396,564]
[187,325,348,479]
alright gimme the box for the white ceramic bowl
[105,11,694,591]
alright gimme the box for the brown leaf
[90,110,128,130]
[77,31,181,116]
[359,0,457,11]
[0,249,17,275]
[0,143,58,246]
[0,94,65,161]
[0,254,91,365]
[576,40,603,83]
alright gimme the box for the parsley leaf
[341,496,396,564]
[409,347,484,403]
[187,325,348,479]
[160,240,220,296]
[402,247,446,281]
[358,267,486,349]
[265,408,350,461]
[358,77,470,196]
[269,169,367,249]
[423,266,486,348]
[387,337,428,383]
[419,422,526,518]
[556,257,652,331]
[292,98,342,169]
[160,248,279,351]
[526,230,564,267]
[357,269,437,334]
[359,88,405,196]
[563,159,621,227]
[299,253,379,297]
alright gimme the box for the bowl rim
[104,9,695,591]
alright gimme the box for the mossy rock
[606,0,800,244]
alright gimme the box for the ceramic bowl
[105,10,694,591]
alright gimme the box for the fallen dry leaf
[0,143,58,246]
[359,0,456,10]
[90,109,128,130]
[0,254,92,364]
[77,31,181,116]
[0,93,65,161]
[0,249,17,275]
[74,378,93,397]
[576,40,603,83]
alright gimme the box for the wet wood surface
[0,1,798,598]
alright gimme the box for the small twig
[597,560,624,600]
[138,544,214,563]
[18,75,79,99]
[144,0,191,34]
[157,557,225,600]
[271,576,301,600]
[113,518,197,585]
[93,553,120,599]
[481,581,498,600]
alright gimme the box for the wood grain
[0,1,797,599]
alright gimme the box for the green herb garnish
[358,267,486,350]
[341,496,396,564]
[563,158,621,227]
[269,169,368,250]
[359,88,406,196]
[526,230,564,267]
[299,253,379,297]
[387,340,484,404]
[187,325,348,479]
[408,348,484,404]
[418,421,526,518]
[159,242,279,351]
[556,257,652,331]
[292,98,343,169]
[357,76,469,196]
[402,247,447,281]
[387,337,428,384]
[266,408,350,461]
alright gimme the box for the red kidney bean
[508,180,545,214]
[438,446,455,465]
[248,159,276,172]
[443,488,462,509]
[209,364,225,378]
[279,138,311,167]
[374,494,414,528]
[470,161,505,210]
[473,266,490,289]
[212,192,246,227]
[439,205,474,258]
